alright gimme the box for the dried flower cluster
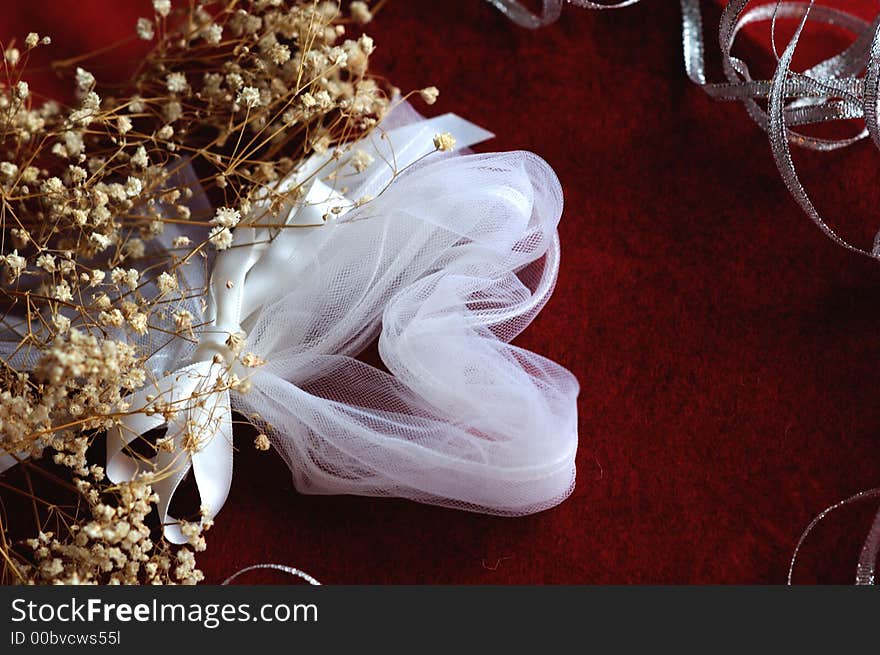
[0,0,439,585]
[14,474,211,585]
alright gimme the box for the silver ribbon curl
[491,0,880,584]
[222,563,321,585]
[485,0,641,29]
[489,0,880,249]
[788,488,880,585]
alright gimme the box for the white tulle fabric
[236,105,579,515]
[246,167,577,514]
[1,104,580,527]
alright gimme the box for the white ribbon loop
[106,178,352,544]
[106,360,231,544]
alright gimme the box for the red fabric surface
[4,1,880,584]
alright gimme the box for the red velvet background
[4,1,880,584]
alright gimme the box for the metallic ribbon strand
[490,0,880,584]
[488,1,880,249]
[788,488,880,585]
[485,0,640,28]
[222,563,321,585]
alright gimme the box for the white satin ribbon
[105,177,350,543]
